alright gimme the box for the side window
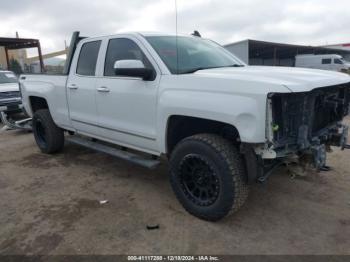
[322,58,331,64]
[76,41,101,76]
[104,38,153,76]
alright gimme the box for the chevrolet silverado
[20,32,350,221]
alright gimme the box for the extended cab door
[67,40,102,135]
[94,36,160,153]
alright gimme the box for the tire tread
[170,133,249,221]
[33,109,64,154]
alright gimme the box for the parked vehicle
[20,32,350,221]
[295,54,350,72]
[0,70,22,118]
[0,70,32,130]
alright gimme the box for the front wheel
[169,134,249,221]
[32,109,64,154]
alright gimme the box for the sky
[0,0,349,57]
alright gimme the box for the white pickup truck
[20,32,350,221]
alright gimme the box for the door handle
[68,84,78,90]
[97,86,110,93]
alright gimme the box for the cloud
[0,0,349,56]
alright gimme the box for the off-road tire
[169,134,249,221]
[32,109,64,154]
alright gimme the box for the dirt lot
[0,122,349,255]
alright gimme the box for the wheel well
[29,96,48,113]
[166,115,240,154]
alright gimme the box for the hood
[195,66,350,92]
[0,82,19,92]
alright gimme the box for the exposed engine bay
[245,82,350,183]
[268,82,350,169]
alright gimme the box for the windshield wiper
[228,64,244,67]
[181,67,216,74]
[180,64,244,74]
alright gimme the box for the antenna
[192,30,201,37]
[175,0,179,74]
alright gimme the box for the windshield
[335,58,350,65]
[146,36,244,74]
[334,58,344,64]
[0,72,18,84]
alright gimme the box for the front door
[95,37,160,153]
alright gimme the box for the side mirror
[113,60,154,81]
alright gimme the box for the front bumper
[0,103,23,113]
[260,123,349,167]
[0,98,22,113]
[250,83,350,182]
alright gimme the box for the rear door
[67,40,102,135]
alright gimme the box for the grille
[0,91,20,100]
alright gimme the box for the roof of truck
[83,32,197,41]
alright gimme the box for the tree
[9,58,23,75]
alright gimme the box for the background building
[322,43,350,59]
[0,34,44,73]
[0,47,28,70]
[0,32,29,70]
[225,39,350,66]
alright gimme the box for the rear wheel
[32,109,64,154]
[169,134,249,221]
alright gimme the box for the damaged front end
[246,82,350,183]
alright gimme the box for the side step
[66,136,160,169]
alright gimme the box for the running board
[66,136,160,169]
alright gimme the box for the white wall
[225,41,249,64]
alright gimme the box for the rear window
[322,58,331,64]
[76,41,101,76]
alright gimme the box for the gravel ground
[0,122,349,255]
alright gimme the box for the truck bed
[20,74,71,129]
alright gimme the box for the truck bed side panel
[20,74,72,129]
